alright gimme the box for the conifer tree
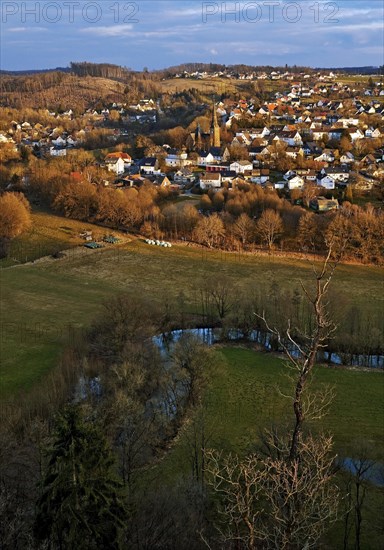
[34,406,127,550]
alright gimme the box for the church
[188,103,221,151]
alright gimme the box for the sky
[1,0,383,71]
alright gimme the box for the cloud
[7,27,48,33]
[1,0,383,70]
[80,24,133,37]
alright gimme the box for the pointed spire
[210,102,220,148]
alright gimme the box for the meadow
[1,211,383,547]
[1,208,383,397]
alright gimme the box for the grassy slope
[0,208,123,267]
[0,263,117,394]
[1,229,383,397]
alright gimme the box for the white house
[281,131,303,147]
[287,175,304,190]
[105,157,125,175]
[51,136,67,147]
[365,128,381,139]
[198,151,215,165]
[347,128,364,142]
[199,172,222,190]
[139,157,158,174]
[49,146,67,157]
[0,133,12,143]
[314,150,335,163]
[66,136,78,147]
[325,168,350,183]
[340,152,355,164]
[230,160,253,174]
[165,151,191,168]
[317,174,335,190]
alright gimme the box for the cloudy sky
[1,1,383,71]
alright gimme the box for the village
[1,68,383,215]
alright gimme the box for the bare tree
[256,209,283,250]
[193,214,225,249]
[232,213,255,248]
[201,275,235,321]
[205,450,264,548]
[341,448,381,550]
[259,243,339,460]
[205,240,342,549]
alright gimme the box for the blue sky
[1,1,383,71]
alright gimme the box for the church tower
[210,103,220,148]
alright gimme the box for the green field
[1,214,383,397]
[157,347,384,470]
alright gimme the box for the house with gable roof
[199,172,222,190]
[105,156,125,175]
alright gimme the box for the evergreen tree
[34,406,127,549]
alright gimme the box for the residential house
[249,169,270,184]
[325,167,350,184]
[210,146,230,163]
[280,131,303,146]
[230,160,253,174]
[155,176,172,188]
[221,170,237,184]
[340,152,355,164]
[199,172,222,190]
[310,196,339,212]
[365,128,381,139]
[328,128,344,141]
[347,128,364,142]
[198,151,215,165]
[316,172,336,190]
[286,146,304,159]
[359,154,377,168]
[165,149,191,168]
[51,135,67,147]
[287,175,304,190]
[139,157,159,174]
[66,136,78,147]
[303,170,317,183]
[173,167,195,184]
[105,156,125,175]
[105,151,132,170]
[49,146,67,157]
[314,149,335,163]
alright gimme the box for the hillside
[0,73,129,111]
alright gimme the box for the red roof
[105,152,131,160]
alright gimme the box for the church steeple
[210,102,220,148]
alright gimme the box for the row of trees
[25,159,384,264]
